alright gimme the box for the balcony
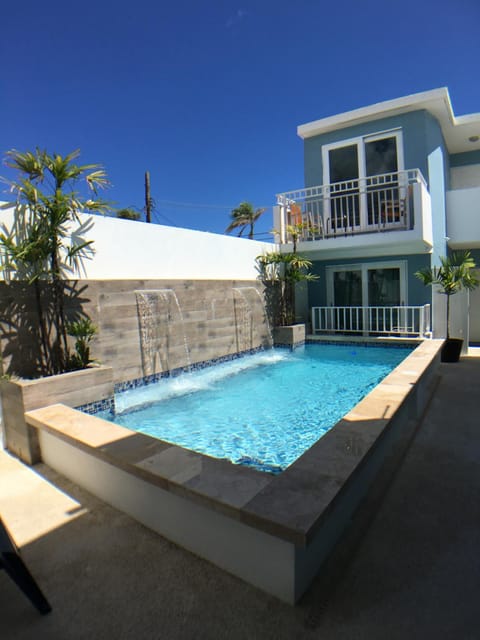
[275,169,433,259]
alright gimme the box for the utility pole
[145,171,152,223]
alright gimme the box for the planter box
[272,324,306,348]
[0,365,114,464]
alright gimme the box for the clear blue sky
[2,0,479,239]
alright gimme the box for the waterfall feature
[233,287,273,351]
[135,289,192,376]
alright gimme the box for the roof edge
[297,87,451,139]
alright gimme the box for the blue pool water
[94,344,412,473]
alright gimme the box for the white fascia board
[454,112,480,125]
[297,88,451,139]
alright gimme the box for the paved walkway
[1,352,479,639]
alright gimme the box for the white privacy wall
[0,207,274,280]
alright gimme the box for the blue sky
[2,0,479,239]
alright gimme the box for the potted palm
[415,251,479,362]
[256,250,318,346]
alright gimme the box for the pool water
[94,344,412,473]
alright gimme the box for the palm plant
[66,318,97,370]
[0,148,110,374]
[257,251,317,326]
[226,202,266,239]
[415,251,478,340]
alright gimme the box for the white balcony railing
[311,305,431,338]
[276,169,427,244]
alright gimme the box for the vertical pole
[145,171,152,224]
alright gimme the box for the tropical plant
[257,251,318,326]
[226,202,266,239]
[66,317,97,370]
[117,207,140,220]
[272,222,320,253]
[0,148,110,375]
[415,251,479,340]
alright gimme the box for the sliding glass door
[326,262,406,333]
[327,262,406,308]
[327,145,360,233]
[323,131,403,232]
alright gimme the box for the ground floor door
[327,261,406,307]
[326,261,407,333]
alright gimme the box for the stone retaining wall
[0,279,272,383]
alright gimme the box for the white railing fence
[276,169,427,244]
[311,305,431,338]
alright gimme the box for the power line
[155,199,272,211]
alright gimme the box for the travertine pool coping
[25,339,442,549]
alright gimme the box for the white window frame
[326,260,408,307]
[322,128,404,185]
[322,129,405,231]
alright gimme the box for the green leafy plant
[0,148,110,375]
[66,318,97,370]
[415,251,479,339]
[116,208,140,220]
[257,251,318,326]
[226,202,266,239]
[272,222,320,253]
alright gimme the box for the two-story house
[274,87,480,346]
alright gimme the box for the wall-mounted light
[468,135,479,142]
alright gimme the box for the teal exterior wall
[448,248,480,265]
[303,108,449,268]
[304,110,445,189]
[307,254,431,308]
[450,150,480,167]
[470,248,480,264]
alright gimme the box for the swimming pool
[94,343,412,472]
[27,339,442,603]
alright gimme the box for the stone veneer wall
[0,279,272,383]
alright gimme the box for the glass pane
[365,137,399,226]
[365,137,398,176]
[328,145,359,182]
[333,270,363,331]
[328,145,360,228]
[334,270,363,306]
[368,268,400,306]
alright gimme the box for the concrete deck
[1,350,479,639]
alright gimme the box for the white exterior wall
[0,206,274,281]
[450,164,480,190]
[446,187,480,249]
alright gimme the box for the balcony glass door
[323,131,403,233]
[328,144,360,233]
[365,136,401,228]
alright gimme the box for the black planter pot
[441,338,463,363]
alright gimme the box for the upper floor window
[321,130,406,230]
[323,130,404,185]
